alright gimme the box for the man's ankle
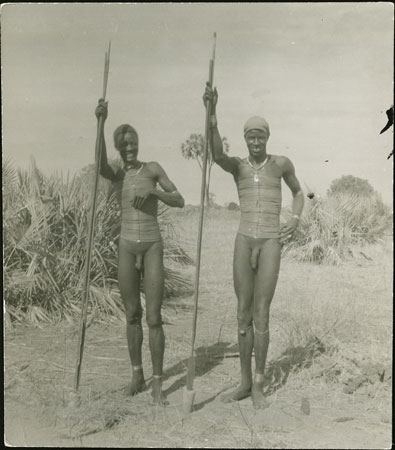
[254,372,265,385]
[240,377,253,389]
[132,365,144,377]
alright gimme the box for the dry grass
[282,193,391,264]
[4,207,393,448]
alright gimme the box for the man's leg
[118,242,146,395]
[251,238,281,409]
[143,241,168,405]
[221,234,255,403]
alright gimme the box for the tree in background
[327,175,374,197]
[181,133,229,206]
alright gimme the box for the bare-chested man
[95,99,184,405]
[203,84,304,409]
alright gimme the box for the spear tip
[212,32,217,59]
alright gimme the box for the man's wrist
[291,214,300,221]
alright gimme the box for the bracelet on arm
[291,214,300,221]
[210,115,218,128]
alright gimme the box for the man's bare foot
[124,371,147,396]
[251,384,269,409]
[151,378,169,406]
[220,385,252,403]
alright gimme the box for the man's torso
[111,162,161,242]
[235,155,284,239]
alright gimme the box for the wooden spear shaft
[74,42,111,392]
[186,33,217,392]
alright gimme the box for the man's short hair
[113,124,138,149]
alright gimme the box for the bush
[282,192,391,264]
[327,175,374,197]
[227,202,240,211]
[3,158,192,325]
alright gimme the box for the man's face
[245,129,269,158]
[119,131,139,164]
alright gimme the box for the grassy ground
[4,208,393,448]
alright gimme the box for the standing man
[95,99,184,405]
[203,84,304,409]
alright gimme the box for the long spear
[183,32,217,415]
[72,42,111,397]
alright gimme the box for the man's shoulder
[145,161,162,172]
[218,155,243,174]
[270,154,289,163]
[270,154,293,169]
[144,161,167,178]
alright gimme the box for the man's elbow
[178,196,185,208]
[293,189,304,198]
[212,153,224,164]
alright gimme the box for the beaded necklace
[247,155,269,182]
[125,162,144,176]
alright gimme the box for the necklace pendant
[254,173,259,183]
[126,162,144,176]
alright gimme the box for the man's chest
[237,158,283,181]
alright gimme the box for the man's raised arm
[95,99,116,181]
[204,84,239,175]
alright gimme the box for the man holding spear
[94,99,184,405]
[203,84,304,409]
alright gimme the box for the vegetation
[180,133,229,206]
[5,185,392,447]
[3,157,193,325]
[327,175,374,197]
[282,191,391,264]
[4,155,391,327]
[227,201,240,211]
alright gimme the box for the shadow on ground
[263,336,326,395]
[159,337,326,410]
[160,341,239,398]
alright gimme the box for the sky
[2,3,394,206]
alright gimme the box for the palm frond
[4,161,193,325]
[282,192,391,264]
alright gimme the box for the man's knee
[237,312,253,337]
[146,312,163,329]
[125,307,143,325]
[253,317,270,336]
